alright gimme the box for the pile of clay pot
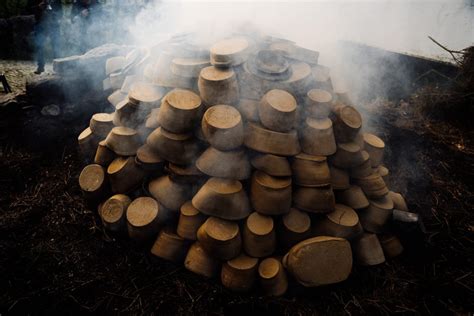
[78,34,410,295]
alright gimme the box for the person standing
[29,0,63,74]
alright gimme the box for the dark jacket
[28,0,62,24]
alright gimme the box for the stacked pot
[78,33,413,295]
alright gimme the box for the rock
[41,104,61,117]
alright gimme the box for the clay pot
[292,153,331,187]
[333,105,362,142]
[184,242,220,278]
[177,201,207,240]
[94,140,116,167]
[312,64,332,90]
[258,89,297,132]
[331,142,364,168]
[250,171,292,215]
[258,258,288,296]
[201,105,244,150]
[106,56,126,76]
[109,72,125,90]
[283,236,352,287]
[107,90,127,108]
[221,254,259,292]
[78,127,100,161]
[388,191,409,212]
[274,62,313,97]
[356,173,389,199]
[79,164,108,202]
[135,144,164,172]
[90,113,115,139]
[167,162,204,185]
[171,57,210,78]
[126,197,163,242]
[198,66,239,106]
[120,75,138,94]
[349,150,373,179]
[301,117,336,156]
[312,204,363,240]
[250,153,291,177]
[146,127,200,165]
[148,175,193,211]
[352,233,385,266]
[237,99,259,122]
[376,165,390,185]
[363,133,385,167]
[329,166,350,190]
[157,89,202,133]
[305,88,333,118]
[107,157,145,194]
[210,36,251,68]
[105,126,141,156]
[379,234,404,258]
[197,217,242,260]
[100,194,131,233]
[145,108,160,130]
[113,99,144,129]
[278,208,311,250]
[358,195,394,233]
[150,228,190,263]
[336,185,369,210]
[243,212,276,258]
[244,122,300,156]
[293,186,335,214]
[196,147,251,180]
[192,177,251,220]
[128,81,164,108]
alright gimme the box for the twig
[428,36,464,64]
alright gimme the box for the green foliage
[0,0,28,19]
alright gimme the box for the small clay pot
[292,153,331,187]
[237,99,259,122]
[135,144,164,172]
[196,147,251,180]
[198,66,239,106]
[331,142,364,168]
[305,88,333,118]
[201,105,244,151]
[274,62,313,97]
[244,122,300,156]
[177,201,207,240]
[171,57,210,78]
[120,75,138,94]
[388,191,409,212]
[349,150,373,179]
[150,227,190,263]
[358,195,394,233]
[278,208,311,250]
[250,171,292,215]
[312,204,363,240]
[157,89,202,133]
[376,165,390,185]
[109,72,125,90]
[221,254,259,292]
[105,126,141,156]
[146,127,200,165]
[293,186,335,214]
[148,175,193,211]
[184,242,220,278]
[100,194,131,233]
[78,127,100,161]
[243,212,276,258]
[250,153,292,177]
[107,90,127,108]
[301,117,336,156]
[258,258,288,296]
[192,177,251,220]
[333,105,362,142]
[90,113,115,139]
[352,233,385,266]
[379,234,404,258]
[113,99,143,129]
[197,217,242,260]
[363,133,385,167]
[311,64,332,90]
[283,236,352,287]
[79,164,108,202]
[356,173,389,199]
[336,185,370,210]
[105,56,125,76]
[329,166,350,190]
[210,36,251,68]
[94,140,116,167]
[126,197,163,242]
[128,81,164,108]
[258,89,297,132]
[107,157,145,194]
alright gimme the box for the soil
[0,95,473,315]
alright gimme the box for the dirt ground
[0,84,473,314]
